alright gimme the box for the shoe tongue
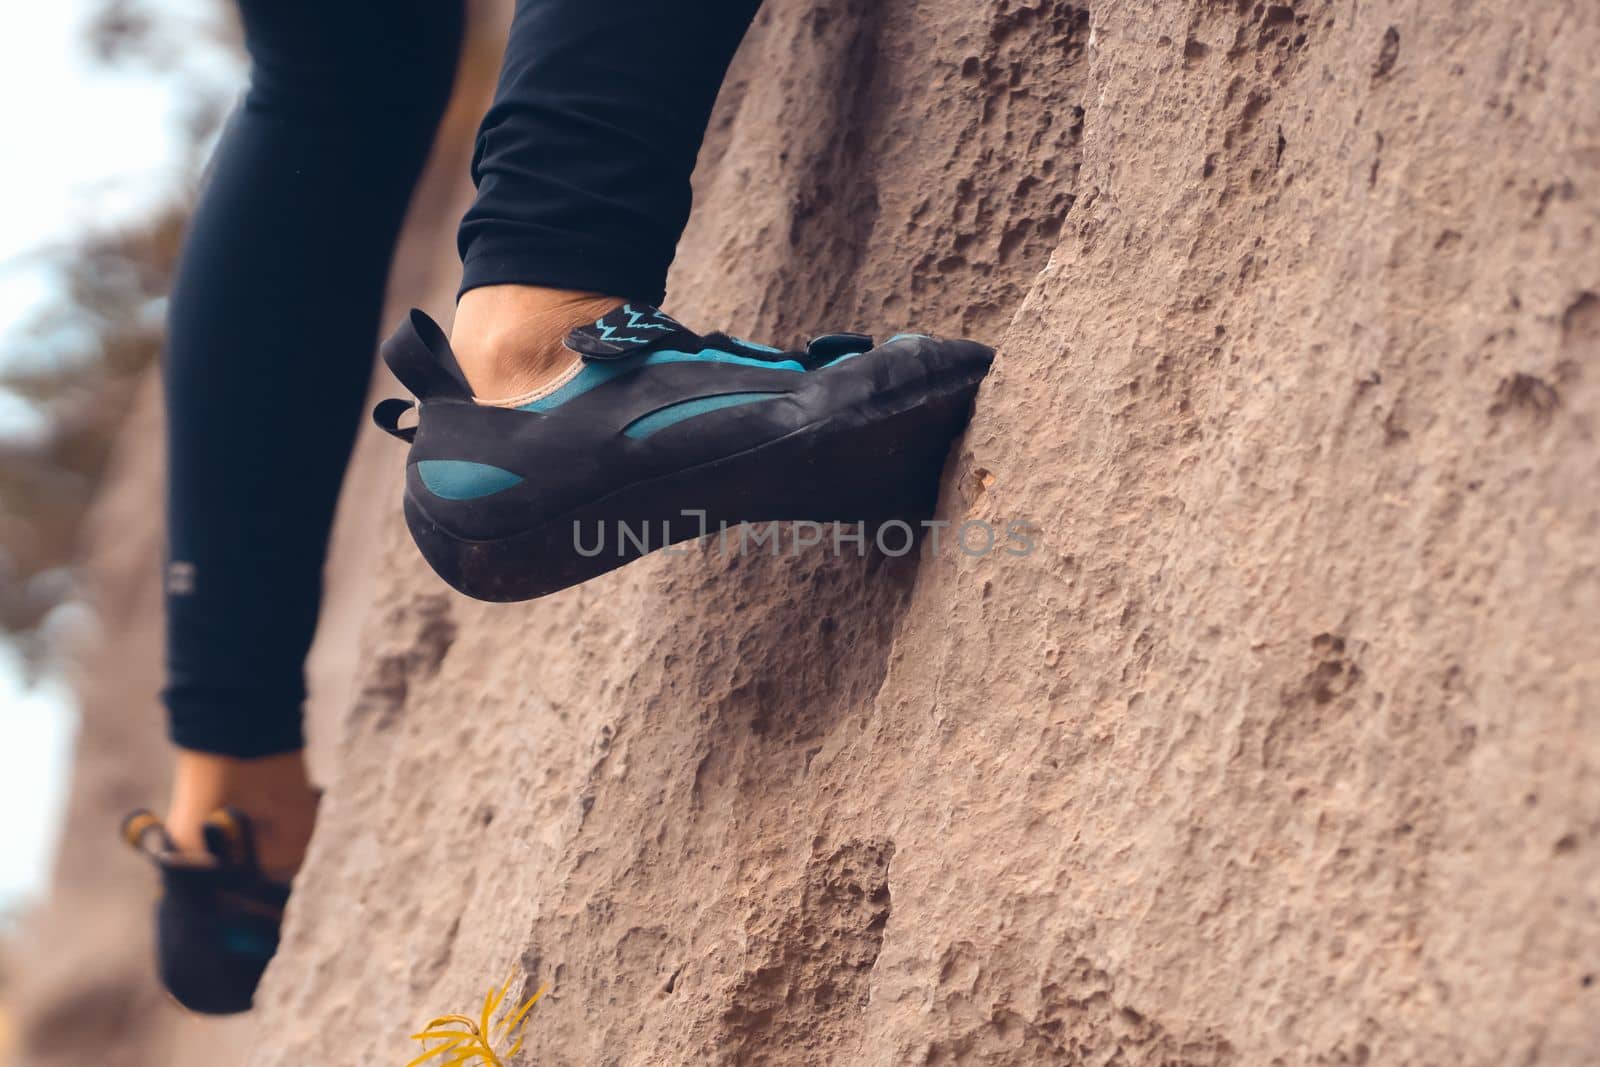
[564,303,695,360]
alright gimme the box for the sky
[0,0,241,913]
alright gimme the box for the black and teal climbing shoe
[373,303,994,602]
[121,808,290,1015]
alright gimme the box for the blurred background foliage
[0,0,232,668]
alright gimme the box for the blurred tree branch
[0,0,234,664]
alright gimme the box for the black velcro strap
[806,333,875,365]
[202,808,258,871]
[565,303,695,361]
[372,398,417,442]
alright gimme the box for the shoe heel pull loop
[380,309,471,402]
[121,809,173,857]
[372,398,417,442]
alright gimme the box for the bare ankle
[452,285,621,402]
[167,749,320,875]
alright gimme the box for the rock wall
[255,1,1600,1063]
[19,0,1600,1064]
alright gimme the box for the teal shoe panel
[416,459,524,500]
[621,391,787,439]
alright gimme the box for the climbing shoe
[373,303,994,602]
[121,808,290,1014]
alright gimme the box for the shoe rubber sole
[404,350,991,602]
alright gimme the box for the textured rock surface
[253,1,1599,1064]
[15,0,1600,1064]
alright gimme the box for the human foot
[122,750,320,1014]
[374,303,994,601]
[164,749,319,876]
[122,806,296,1014]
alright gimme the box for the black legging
[164,0,763,756]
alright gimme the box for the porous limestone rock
[15,1,1600,1064]
[255,2,1600,1063]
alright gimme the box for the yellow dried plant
[405,973,548,1067]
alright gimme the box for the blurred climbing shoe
[373,303,994,602]
[121,808,290,1014]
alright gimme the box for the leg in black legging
[459,0,763,302]
[163,0,463,758]
[449,0,763,401]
